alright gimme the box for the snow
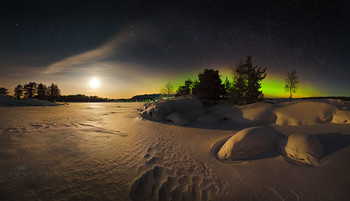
[218,126,282,160]
[332,110,350,124]
[282,134,323,166]
[139,97,203,121]
[166,112,195,125]
[0,94,58,106]
[141,98,350,127]
[1,99,350,200]
[274,101,337,125]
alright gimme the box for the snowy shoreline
[0,95,59,107]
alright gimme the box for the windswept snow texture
[0,95,58,106]
[1,101,350,201]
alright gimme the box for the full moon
[90,78,100,89]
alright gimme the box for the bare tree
[161,82,174,99]
[285,69,299,101]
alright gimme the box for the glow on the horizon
[90,78,100,89]
[261,77,320,98]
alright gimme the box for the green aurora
[167,72,321,98]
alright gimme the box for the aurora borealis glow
[0,1,349,98]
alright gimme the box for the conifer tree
[192,69,225,102]
[14,85,23,99]
[231,56,266,105]
[175,79,193,97]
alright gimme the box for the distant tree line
[169,56,267,105]
[58,94,115,102]
[0,82,61,102]
[131,94,161,102]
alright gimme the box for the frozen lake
[0,102,349,201]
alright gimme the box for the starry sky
[1,0,349,98]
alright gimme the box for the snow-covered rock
[0,95,57,107]
[140,97,204,122]
[210,104,245,123]
[166,112,196,125]
[275,102,336,126]
[218,126,282,160]
[241,102,277,124]
[282,134,323,166]
[195,114,220,124]
[332,110,350,124]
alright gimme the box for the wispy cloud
[43,24,153,74]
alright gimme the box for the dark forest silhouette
[12,82,61,102]
[175,56,267,105]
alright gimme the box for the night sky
[1,0,349,98]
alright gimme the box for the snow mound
[275,102,336,126]
[282,134,323,166]
[195,114,220,124]
[166,112,196,125]
[0,95,57,106]
[210,104,245,123]
[240,102,277,124]
[139,97,203,122]
[332,110,350,124]
[218,127,282,160]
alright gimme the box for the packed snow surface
[1,99,350,200]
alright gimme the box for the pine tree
[192,69,226,102]
[0,87,9,95]
[14,85,23,99]
[47,83,61,102]
[23,82,37,98]
[37,83,47,100]
[175,79,193,97]
[231,56,266,105]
